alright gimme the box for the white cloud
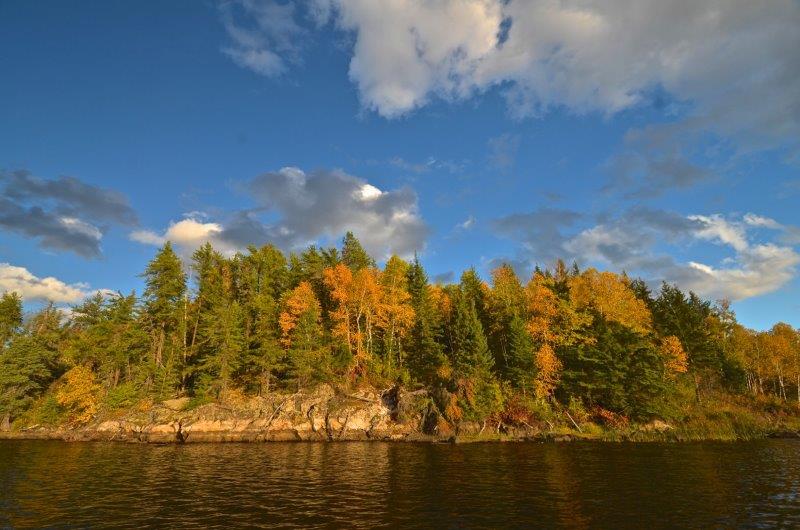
[311,0,799,157]
[743,213,783,230]
[314,0,502,117]
[680,244,800,301]
[0,263,91,303]
[688,214,748,252]
[59,217,103,241]
[497,207,800,302]
[130,218,235,256]
[131,167,428,260]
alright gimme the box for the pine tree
[450,293,494,379]
[0,305,64,422]
[506,314,535,391]
[198,300,246,395]
[0,292,23,347]
[449,290,502,422]
[405,256,448,385]
[652,283,722,401]
[141,242,187,395]
[341,231,375,271]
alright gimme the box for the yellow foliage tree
[56,365,101,424]
[568,269,652,334]
[376,256,415,365]
[533,343,562,399]
[660,335,688,375]
[323,264,382,372]
[524,273,590,399]
[279,281,320,349]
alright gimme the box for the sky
[1,0,799,330]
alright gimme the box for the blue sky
[1,1,799,329]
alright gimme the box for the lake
[1,440,798,528]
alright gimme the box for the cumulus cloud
[0,170,137,258]
[494,207,800,301]
[311,1,799,149]
[0,263,91,303]
[131,167,428,260]
[303,0,800,196]
[220,0,305,77]
[313,0,503,117]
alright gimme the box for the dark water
[1,440,799,529]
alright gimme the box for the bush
[103,382,141,411]
[56,365,101,424]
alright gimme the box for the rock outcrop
[3,384,445,444]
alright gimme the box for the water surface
[1,440,799,528]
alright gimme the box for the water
[1,440,799,529]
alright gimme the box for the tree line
[1,232,799,427]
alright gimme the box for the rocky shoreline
[0,385,455,444]
[2,384,798,444]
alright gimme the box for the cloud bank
[0,263,92,303]
[494,208,800,301]
[0,170,138,258]
[132,167,428,260]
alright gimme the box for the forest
[1,232,799,434]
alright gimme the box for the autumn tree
[279,282,326,384]
[376,255,415,371]
[486,264,527,381]
[323,263,382,377]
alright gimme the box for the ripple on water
[1,440,799,528]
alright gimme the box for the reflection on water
[1,440,799,528]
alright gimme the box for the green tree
[197,300,246,395]
[405,256,448,385]
[141,242,187,394]
[0,292,23,347]
[652,283,721,401]
[341,231,375,271]
[0,305,64,423]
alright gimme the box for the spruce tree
[341,231,375,271]
[141,242,187,394]
[0,292,23,348]
[405,256,447,385]
[451,293,494,379]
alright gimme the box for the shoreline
[2,426,798,445]
[6,384,800,445]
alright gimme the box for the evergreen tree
[341,231,375,271]
[0,292,23,347]
[279,282,327,386]
[141,242,187,394]
[450,293,494,379]
[652,283,722,401]
[506,314,536,391]
[0,305,64,422]
[405,256,448,385]
[560,319,666,418]
[198,300,246,395]
[449,290,502,422]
